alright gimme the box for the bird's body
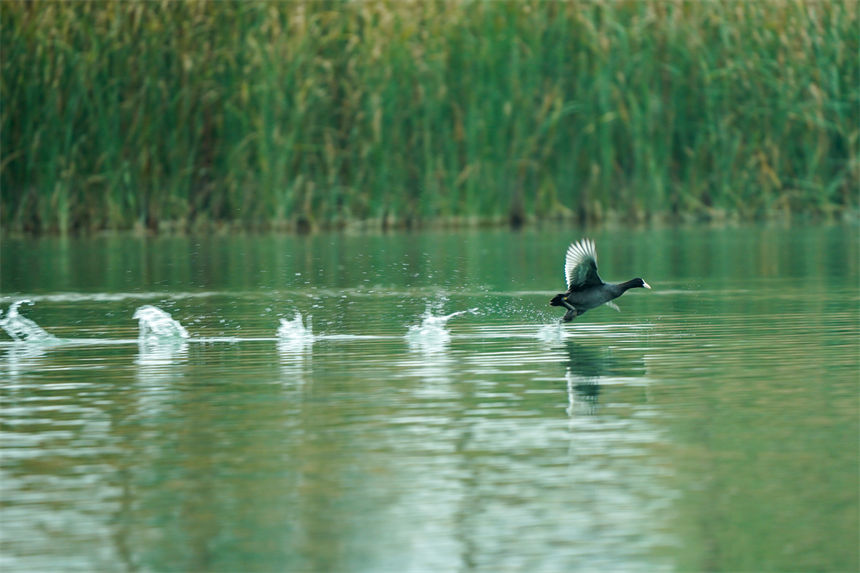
[550,239,650,322]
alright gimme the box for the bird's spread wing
[564,238,603,290]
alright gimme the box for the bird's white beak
[642,281,651,289]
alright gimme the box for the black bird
[550,238,650,322]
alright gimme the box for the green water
[1,225,858,572]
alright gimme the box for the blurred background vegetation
[2,0,858,234]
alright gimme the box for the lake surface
[1,225,857,572]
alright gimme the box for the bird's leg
[551,294,578,322]
[559,300,578,323]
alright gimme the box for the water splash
[536,322,566,344]
[277,312,314,351]
[133,305,190,342]
[0,300,59,343]
[278,313,313,383]
[406,305,478,352]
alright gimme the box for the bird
[550,238,650,322]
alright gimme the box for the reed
[2,0,857,233]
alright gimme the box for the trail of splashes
[133,305,190,342]
[0,300,59,343]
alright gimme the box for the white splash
[0,300,59,343]
[536,322,566,344]
[133,305,190,342]
[406,306,478,352]
[277,312,314,350]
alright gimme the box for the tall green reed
[2,0,857,233]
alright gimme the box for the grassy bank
[2,0,858,234]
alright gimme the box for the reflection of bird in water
[564,341,645,416]
[550,238,650,322]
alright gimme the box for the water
[1,225,857,572]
